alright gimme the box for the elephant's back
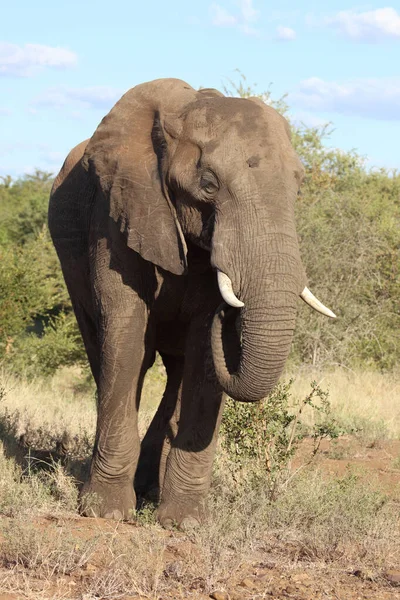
[49,140,95,260]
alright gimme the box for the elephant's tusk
[300,287,336,319]
[217,271,244,308]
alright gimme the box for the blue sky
[1,1,399,177]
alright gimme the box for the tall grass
[289,367,400,440]
[1,366,398,454]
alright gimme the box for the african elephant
[48,78,335,528]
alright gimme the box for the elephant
[48,78,335,528]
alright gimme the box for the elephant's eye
[200,172,219,196]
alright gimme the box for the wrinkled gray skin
[49,78,306,528]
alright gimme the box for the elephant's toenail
[179,516,200,531]
[104,509,123,520]
[161,518,175,530]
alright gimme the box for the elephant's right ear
[82,79,197,276]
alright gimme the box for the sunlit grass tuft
[289,367,400,440]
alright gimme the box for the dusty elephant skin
[48,78,333,528]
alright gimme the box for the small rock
[283,584,296,595]
[210,592,230,600]
[385,570,400,585]
[257,573,273,583]
[239,578,256,589]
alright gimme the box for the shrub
[0,222,86,375]
[221,380,340,499]
[0,170,53,246]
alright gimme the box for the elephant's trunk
[211,263,300,402]
[209,159,311,402]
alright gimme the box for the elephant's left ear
[82,79,197,276]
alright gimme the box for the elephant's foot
[157,498,204,531]
[79,478,136,520]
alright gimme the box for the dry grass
[0,365,399,597]
[82,527,167,599]
[1,519,98,575]
[0,445,399,597]
[0,441,78,518]
[1,365,398,454]
[0,361,166,455]
[210,447,400,567]
[0,367,96,457]
[289,367,400,440]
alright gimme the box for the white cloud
[325,7,400,42]
[0,141,48,157]
[32,85,123,111]
[0,107,11,116]
[0,42,77,77]
[211,4,237,26]
[241,0,258,23]
[210,0,259,35]
[276,26,296,41]
[290,77,400,121]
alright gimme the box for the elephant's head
[83,78,335,403]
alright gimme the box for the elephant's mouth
[218,304,242,375]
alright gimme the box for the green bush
[1,229,56,353]
[0,173,85,376]
[221,380,340,498]
[5,313,86,377]
[294,152,400,370]
[0,170,53,246]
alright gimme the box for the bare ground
[0,436,399,600]
[0,513,399,600]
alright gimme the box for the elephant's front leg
[157,313,225,529]
[135,354,183,503]
[80,302,152,520]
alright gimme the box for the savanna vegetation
[1,76,399,374]
[0,74,399,598]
